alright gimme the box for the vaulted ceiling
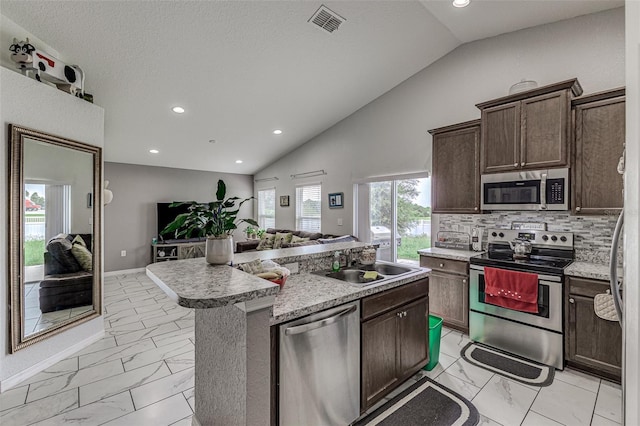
[1,0,622,174]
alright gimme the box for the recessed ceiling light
[172,106,185,114]
[235,160,243,164]
[452,0,470,7]
[149,149,159,154]
[273,129,283,135]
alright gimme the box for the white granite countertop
[233,241,372,265]
[564,261,624,281]
[272,267,431,325]
[147,258,280,309]
[146,241,376,309]
[418,247,483,261]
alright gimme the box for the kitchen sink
[325,269,386,284]
[313,261,418,286]
[359,263,413,276]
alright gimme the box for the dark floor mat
[355,376,479,426]
[460,342,555,387]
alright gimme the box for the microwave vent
[309,5,345,33]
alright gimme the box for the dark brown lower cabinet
[420,256,469,333]
[361,279,429,412]
[565,277,622,383]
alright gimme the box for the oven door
[469,265,563,332]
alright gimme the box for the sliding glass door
[357,176,431,265]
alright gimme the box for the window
[356,175,431,265]
[258,188,276,229]
[296,184,321,232]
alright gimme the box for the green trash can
[424,315,443,371]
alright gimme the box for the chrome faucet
[344,249,355,267]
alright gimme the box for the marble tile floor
[1,271,623,425]
[23,283,94,336]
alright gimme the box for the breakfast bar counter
[146,241,420,426]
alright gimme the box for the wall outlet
[120,250,126,257]
[337,218,343,226]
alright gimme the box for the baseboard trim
[0,330,105,393]
[104,267,146,277]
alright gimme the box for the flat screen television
[157,202,207,243]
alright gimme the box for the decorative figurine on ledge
[9,37,85,99]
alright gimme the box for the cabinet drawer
[567,276,610,298]
[420,256,468,276]
[362,279,428,321]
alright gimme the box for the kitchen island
[147,242,429,426]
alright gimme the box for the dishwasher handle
[284,305,357,336]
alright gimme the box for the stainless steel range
[469,229,574,369]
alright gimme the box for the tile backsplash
[437,211,622,265]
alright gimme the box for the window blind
[258,188,276,229]
[296,184,321,232]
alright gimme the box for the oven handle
[469,264,562,283]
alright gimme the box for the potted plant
[161,179,258,265]
[245,225,257,240]
[256,228,266,239]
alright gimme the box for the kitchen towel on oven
[484,267,539,313]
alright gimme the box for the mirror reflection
[23,139,95,337]
[10,125,102,352]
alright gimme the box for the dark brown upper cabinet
[429,120,481,214]
[572,88,625,215]
[477,79,583,174]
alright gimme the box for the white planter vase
[206,235,234,265]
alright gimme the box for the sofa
[39,233,94,313]
[236,228,358,253]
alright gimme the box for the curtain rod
[254,176,279,182]
[290,169,327,179]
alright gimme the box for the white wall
[624,1,639,423]
[0,67,105,387]
[254,8,625,235]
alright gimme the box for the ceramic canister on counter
[359,248,377,265]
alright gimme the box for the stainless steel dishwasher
[279,301,360,426]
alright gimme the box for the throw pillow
[290,235,310,244]
[72,234,87,248]
[47,237,82,273]
[273,232,293,249]
[71,243,93,272]
[256,233,276,251]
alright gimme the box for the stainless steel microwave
[481,168,569,211]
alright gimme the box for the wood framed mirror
[9,124,102,352]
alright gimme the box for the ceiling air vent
[309,5,345,33]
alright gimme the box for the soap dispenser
[332,251,341,272]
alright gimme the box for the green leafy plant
[245,225,257,236]
[256,228,266,238]
[161,180,258,238]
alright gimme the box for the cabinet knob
[403,311,407,317]
[474,207,478,211]
[569,298,575,304]
[576,207,581,212]
[514,162,518,167]
[521,162,526,166]
[462,279,467,284]
[439,263,444,268]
